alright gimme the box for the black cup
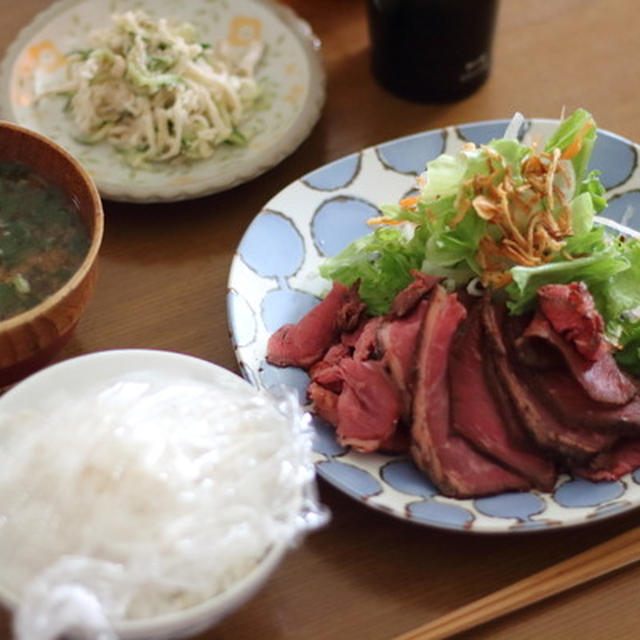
[365,0,499,103]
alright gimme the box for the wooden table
[3,1,640,638]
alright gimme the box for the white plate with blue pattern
[0,0,325,202]
[228,118,640,534]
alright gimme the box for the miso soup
[0,161,90,321]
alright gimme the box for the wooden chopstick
[394,523,640,640]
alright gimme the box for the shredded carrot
[399,195,419,208]
[367,195,420,226]
[560,118,594,160]
[366,217,412,226]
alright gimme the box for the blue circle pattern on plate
[312,417,349,457]
[303,153,362,191]
[458,120,521,146]
[588,129,637,189]
[312,196,379,257]
[317,460,383,498]
[237,210,305,279]
[261,288,319,334]
[228,118,640,534]
[382,459,438,498]
[377,128,447,175]
[601,191,640,230]
[554,477,625,508]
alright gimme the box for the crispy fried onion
[455,145,574,288]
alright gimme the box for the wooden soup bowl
[0,121,104,387]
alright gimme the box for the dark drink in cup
[366,0,499,103]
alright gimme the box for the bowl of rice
[0,349,327,639]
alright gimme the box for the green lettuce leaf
[563,225,609,255]
[544,107,596,187]
[569,192,597,237]
[506,244,630,314]
[419,154,467,201]
[580,170,607,213]
[319,225,426,315]
[318,109,615,331]
[588,237,640,371]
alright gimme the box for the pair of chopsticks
[394,523,640,639]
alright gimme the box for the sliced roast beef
[483,350,541,454]
[336,358,403,453]
[378,299,431,421]
[573,440,640,482]
[339,323,363,350]
[449,303,557,490]
[411,286,530,498]
[309,363,343,394]
[308,382,340,426]
[529,369,640,435]
[481,296,617,462]
[377,424,411,453]
[337,286,369,333]
[518,312,636,406]
[352,316,384,361]
[537,282,608,360]
[266,282,366,368]
[308,343,351,393]
[389,270,441,317]
[507,312,562,370]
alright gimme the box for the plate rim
[227,118,640,534]
[0,0,326,203]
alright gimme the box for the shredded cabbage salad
[319,109,640,374]
[50,11,263,167]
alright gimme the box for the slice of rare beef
[267,282,366,368]
[449,303,556,491]
[537,282,608,360]
[352,316,384,361]
[308,382,340,427]
[389,270,441,317]
[518,312,636,406]
[411,286,530,498]
[572,440,640,482]
[529,369,640,435]
[378,299,431,422]
[336,358,403,453]
[377,424,412,453]
[483,349,544,456]
[308,343,351,393]
[481,296,617,462]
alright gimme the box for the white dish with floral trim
[0,0,325,202]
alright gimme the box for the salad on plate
[44,10,263,168]
[266,109,640,499]
[320,109,639,364]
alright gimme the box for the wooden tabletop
[3,1,640,638]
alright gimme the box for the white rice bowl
[0,349,326,639]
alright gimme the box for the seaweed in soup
[0,161,90,321]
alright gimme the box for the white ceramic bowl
[0,349,300,639]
